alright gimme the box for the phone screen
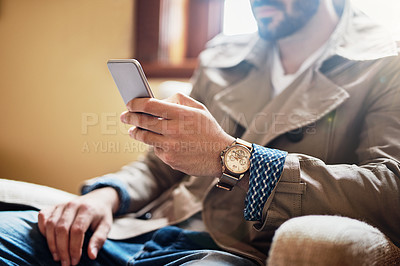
[107,59,154,105]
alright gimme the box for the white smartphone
[107,59,154,105]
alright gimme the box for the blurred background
[0,0,399,194]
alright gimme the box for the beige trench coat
[82,3,400,265]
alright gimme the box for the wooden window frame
[135,0,224,78]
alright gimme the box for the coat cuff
[81,176,130,216]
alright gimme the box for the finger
[129,126,167,148]
[38,208,53,236]
[126,97,183,119]
[121,111,164,131]
[87,219,112,260]
[55,202,81,266]
[153,146,167,160]
[45,205,64,262]
[69,206,93,265]
[121,112,179,135]
[166,92,205,109]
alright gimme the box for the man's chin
[257,30,278,41]
[257,22,306,41]
[257,19,278,41]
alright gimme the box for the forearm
[86,187,120,214]
[262,153,400,245]
[81,149,186,215]
[239,140,399,246]
[296,154,400,223]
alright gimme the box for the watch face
[224,145,251,174]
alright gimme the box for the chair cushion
[268,215,400,265]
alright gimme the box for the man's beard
[256,0,320,41]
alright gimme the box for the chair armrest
[0,178,76,211]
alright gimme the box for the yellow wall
[0,0,150,194]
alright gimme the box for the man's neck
[278,0,340,74]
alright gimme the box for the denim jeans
[0,211,258,265]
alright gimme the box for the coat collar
[200,0,398,69]
[332,4,398,61]
[202,0,397,146]
[199,33,268,69]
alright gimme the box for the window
[223,0,256,36]
[135,0,224,78]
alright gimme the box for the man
[1,0,399,265]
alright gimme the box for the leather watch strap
[217,138,252,191]
[216,173,243,191]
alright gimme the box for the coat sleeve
[257,62,400,246]
[81,148,187,215]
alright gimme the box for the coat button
[138,212,152,220]
[286,128,304,142]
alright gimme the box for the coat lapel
[213,62,273,129]
[241,69,350,146]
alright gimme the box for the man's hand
[38,187,119,266]
[120,93,235,177]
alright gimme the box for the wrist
[81,177,130,216]
[217,138,253,191]
[89,187,120,214]
[208,135,236,178]
[236,172,250,191]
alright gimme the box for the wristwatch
[217,138,253,191]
